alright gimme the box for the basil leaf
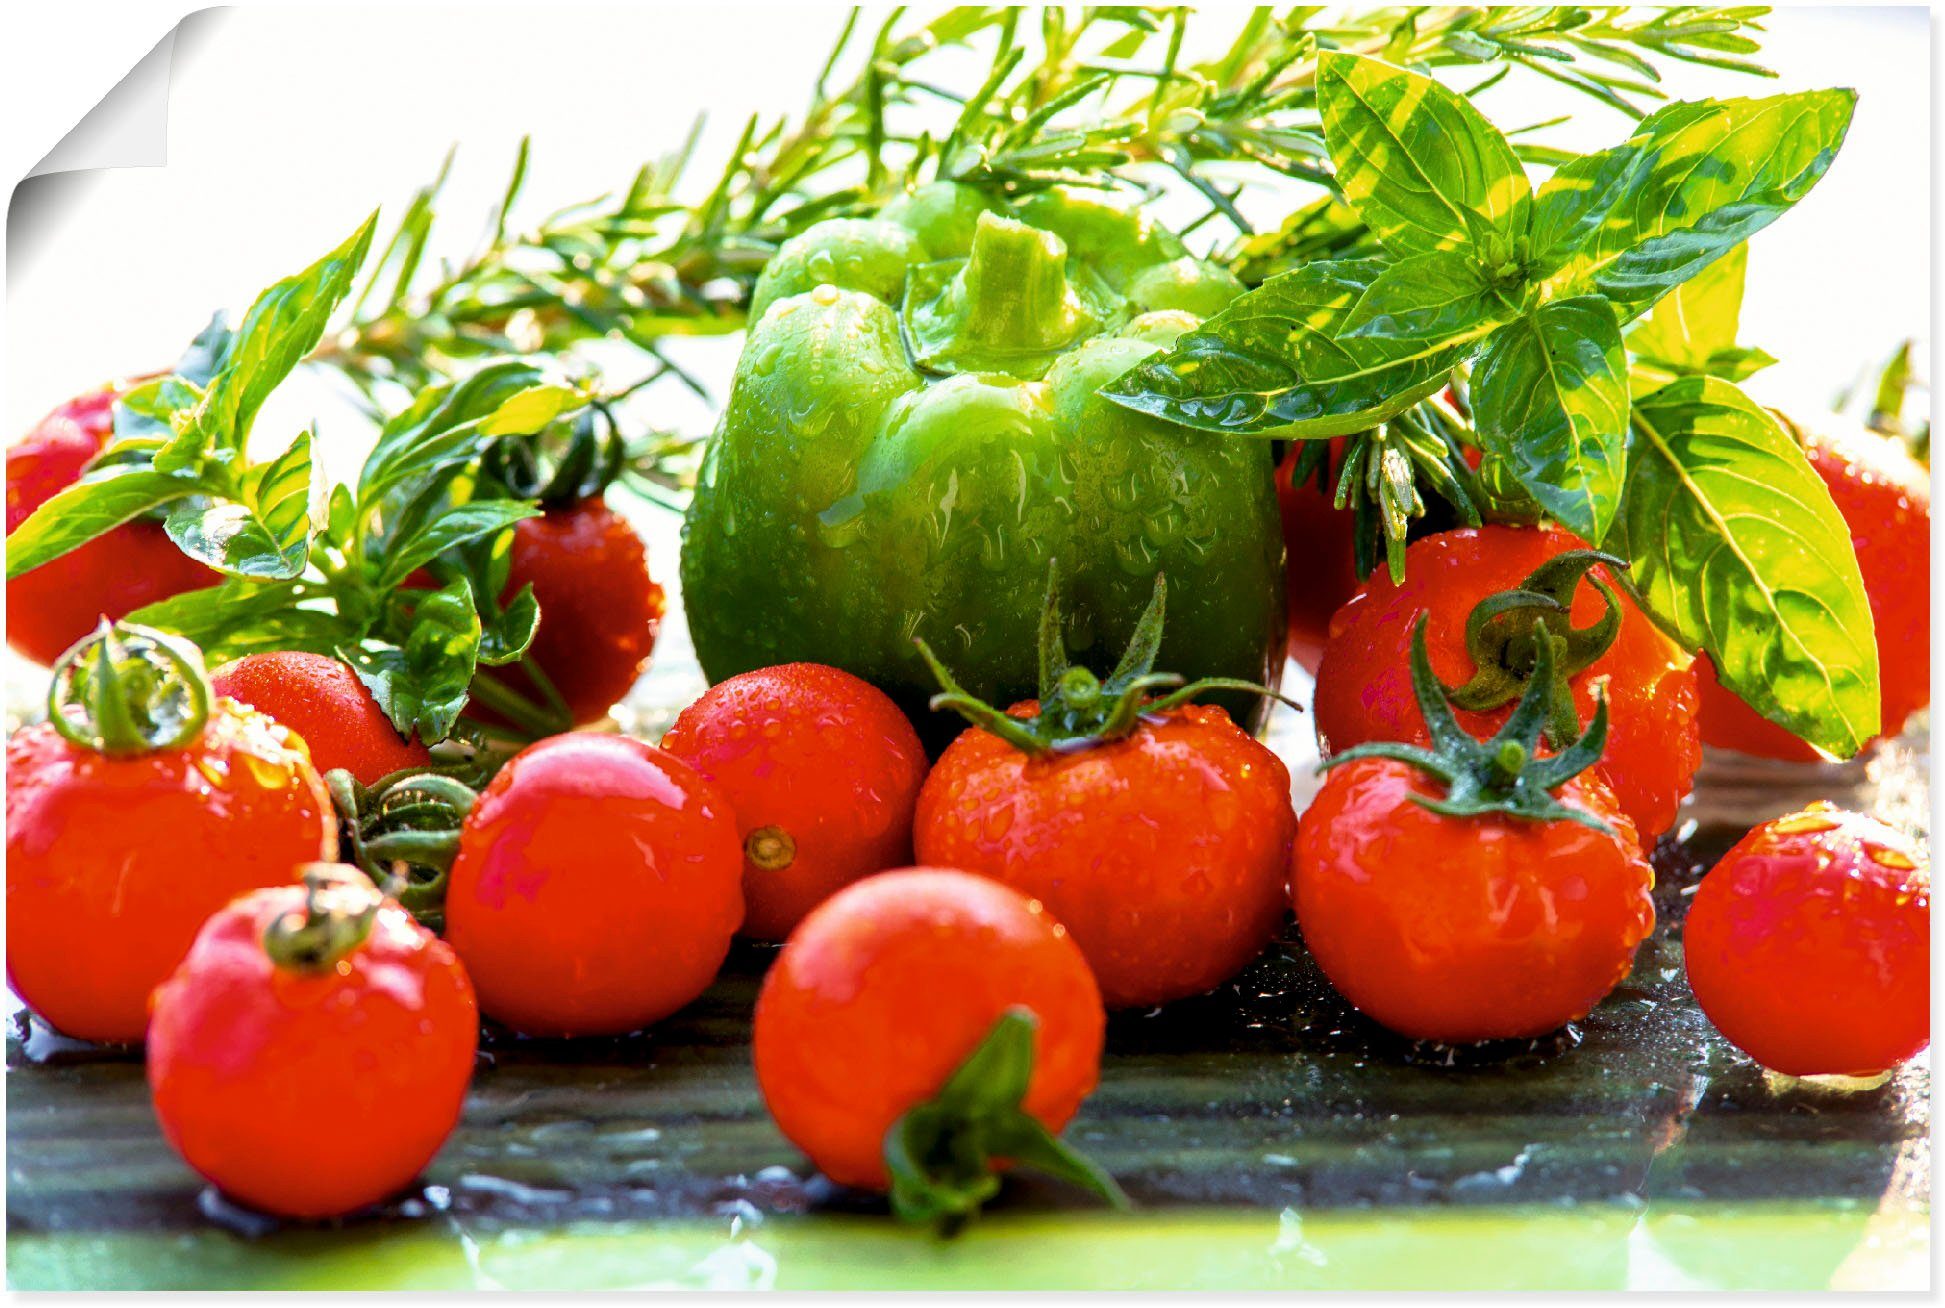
[1472,297,1630,543]
[342,579,482,742]
[1616,378,1878,756]
[4,468,197,578]
[1341,250,1502,345]
[1531,91,1854,321]
[1627,243,1776,383]
[359,361,551,506]
[164,431,314,579]
[167,213,376,472]
[377,500,539,590]
[129,578,353,662]
[1100,258,1495,437]
[1316,51,1531,262]
[478,583,541,666]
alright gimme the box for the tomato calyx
[917,566,1295,756]
[1440,549,1625,748]
[328,767,482,933]
[261,864,384,972]
[884,1009,1127,1233]
[1329,616,1615,834]
[46,620,211,755]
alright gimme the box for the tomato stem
[46,621,211,755]
[261,864,383,972]
[883,1008,1128,1233]
[917,563,1300,756]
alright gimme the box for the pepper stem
[884,1009,1128,1233]
[261,864,384,972]
[47,621,212,755]
[955,213,1081,352]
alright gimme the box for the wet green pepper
[681,182,1286,740]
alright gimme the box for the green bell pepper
[681,182,1287,740]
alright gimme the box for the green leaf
[359,361,552,508]
[1341,250,1502,345]
[1316,51,1531,262]
[1100,258,1497,437]
[181,214,376,464]
[341,578,482,743]
[1531,91,1855,321]
[4,469,198,579]
[163,431,313,580]
[376,500,539,590]
[1616,378,1879,756]
[1472,297,1630,543]
[1627,243,1776,383]
[479,384,578,438]
[128,578,353,662]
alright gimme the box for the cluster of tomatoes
[2,385,1933,1227]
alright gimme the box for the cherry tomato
[660,662,929,940]
[6,629,337,1043]
[754,868,1104,1194]
[1296,757,1654,1042]
[1684,804,1929,1077]
[1276,439,1360,674]
[916,700,1295,1009]
[1697,422,1931,760]
[6,385,216,665]
[1314,525,1699,846]
[480,497,665,725]
[444,733,742,1036]
[148,865,477,1218]
[210,651,431,786]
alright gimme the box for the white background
[1,3,1932,443]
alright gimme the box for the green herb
[1104,55,1850,545]
[1616,379,1878,758]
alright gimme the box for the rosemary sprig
[309,6,1776,445]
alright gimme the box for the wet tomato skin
[914,702,1297,1010]
[754,868,1103,1191]
[661,662,929,940]
[1684,805,1930,1077]
[1697,425,1931,760]
[210,651,431,786]
[445,733,742,1036]
[147,881,477,1218]
[4,703,337,1043]
[1276,439,1361,674]
[484,497,665,725]
[6,385,217,665]
[1315,526,1699,846]
[1294,757,1654,1043]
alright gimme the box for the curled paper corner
[10,9,224,274]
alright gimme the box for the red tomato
[1314,526,1699,846]
[444,733,742,1036]
[6,386,216,665]
[754,868,1103,1193]
[1295,757,1654,1042]
[6,702,336,1043]
[1276,439,1360,674]
[1684,804,1929,1077]
[1697,422,1931,759]
[915,701,1296,1009]
[148,866,477,1217]
[210,651,431,786]
[660,663,929,940]
[481,497,665,725]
